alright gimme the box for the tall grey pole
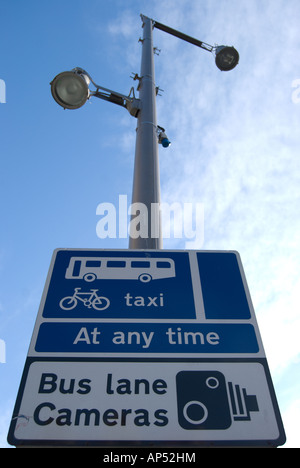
[129,15,162,250]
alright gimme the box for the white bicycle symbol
[59,288,110,311]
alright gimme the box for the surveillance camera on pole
[157,126,171,148]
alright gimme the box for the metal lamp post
[50,14,239,250]
[130,15,162,250]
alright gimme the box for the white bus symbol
[65,257,176,283]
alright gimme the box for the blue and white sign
[35,322,259,354]
[41,250,196,320]
[8,249,286,447]
[27,249,264,358]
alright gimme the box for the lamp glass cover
[51,72,89,109]
[215,46,239,71]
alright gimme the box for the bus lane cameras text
[33,372,169,428]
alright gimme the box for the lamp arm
[72,67,141,116]
[92,89,127,107]
[74,67,138,108]
[150,18,214,53]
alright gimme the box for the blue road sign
[42,250,196,320]
[27,249,264,357]
[8,249,286,447]
[40,250,254,321]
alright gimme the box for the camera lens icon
[206,376,220,389]
[182,377,219,425]
[176,371,231,430]
[183,401,208,425]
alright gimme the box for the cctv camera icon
[176,371,259,430]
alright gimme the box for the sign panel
[9,358,284,447]
[41,251,196,320]
[8,249,286,447]
[34,322,259,354]
[26,249,265,359]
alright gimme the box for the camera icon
[176,371,259,430]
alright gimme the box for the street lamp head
[50,68,90,109]
[215,46,239,71]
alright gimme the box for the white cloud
[257,275,300,375]
[281,399,300,448]
[107,9,138,39]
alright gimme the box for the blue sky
[1,0,300,448]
